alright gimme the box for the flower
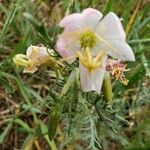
[13,45,59,73]
[106,59,130,85]
[56,8,135,93]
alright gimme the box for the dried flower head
[106,59,130,85]
[13,45,59,73]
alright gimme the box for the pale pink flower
[56,8,135,93]
[13,45,55,73]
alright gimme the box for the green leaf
[141,54,150,77]
[0,71,38,123]
[74,0,81,12]
[40,122,57,150]
[23,12,53,47]
[48,105,61,140]
[0,120,13,144]
[114,63,145,95]
[103,0,114,14]
[61,68,79,97]
[14,119,34,133]
[21,104,42,114]
[0,71,31,104]
[0,0,22,45]
[21,134,35,150]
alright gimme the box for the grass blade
[0,0,22,45]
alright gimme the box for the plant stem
[128,38,150,44]
[46,139,57,150]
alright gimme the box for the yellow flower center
[77,47,106,73]
[79,29,97,48]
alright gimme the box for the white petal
[60,13,84,31]
[95,40,135,61]
[79,56,107,93]
[82,8,103,29]
[106,41,135,61]
[97,12,126,41]
[56,32,81,63]
[60,8,103,32]
[96,12,135,61]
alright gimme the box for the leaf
[103,0,114,14]
[21,134,35,150]
[23,12,53,47]
[61,68,79,97]
[48,105,61,140]
[0,71,37,123]
[113,63,145,95]
[0,71,31,104]
[0,0,22,45]
[127,63,145,85]
[141,53,150,77]
[14,119,33,133]
[11,30,32,56]
[74,0,81,12]
[40,122,57,150]
[21,104,42,114]
[0,120,13,144]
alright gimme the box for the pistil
[77,47,106,73]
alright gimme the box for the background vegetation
[0,0,150,150]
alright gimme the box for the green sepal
[102,71,113,103]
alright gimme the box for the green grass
[0,0,150,150]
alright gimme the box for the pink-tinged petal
[37,48,51,62]
[82,8,103,29]
[96,12,135,61]
[26,45,51,63]
[26,45,37,58]
[60,13,84,31]
[56,32,81,64]
[59,8,103,32]
[79,56,107,93]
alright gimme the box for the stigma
[79,28,97,48]
[77,47,106,73]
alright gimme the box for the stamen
[77,48,106,73]
[83,47,92,66]
[93,50,106,63]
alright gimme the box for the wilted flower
[56,8,135,93]
[13,45,60,73]
[106,59,130,85]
